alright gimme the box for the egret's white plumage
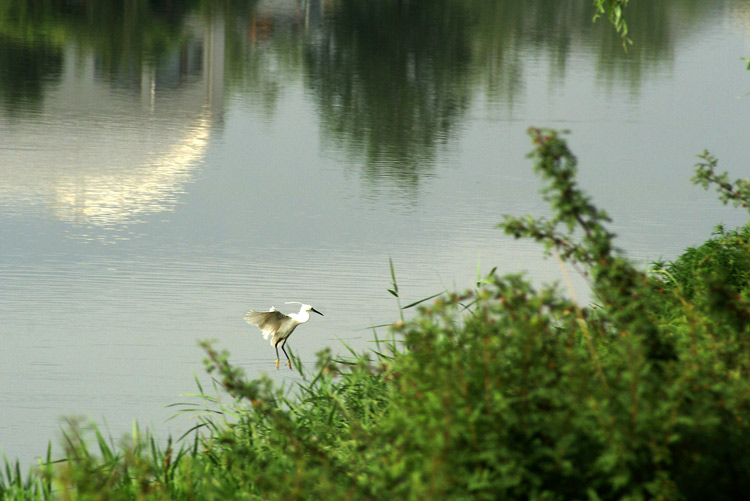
[244,302,323,369]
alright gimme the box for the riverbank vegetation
[2,128,749,499]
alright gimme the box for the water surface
[1,0,748,466]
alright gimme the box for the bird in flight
[244,302,324,369]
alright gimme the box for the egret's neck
[289,309,310,324]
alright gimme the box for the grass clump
[3,128,750,499]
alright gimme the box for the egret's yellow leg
[275,358,280,369]
[286,359,292,369]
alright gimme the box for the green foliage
[593,0,632,48]
[693,151,750,211]
[653,225,750,300]
[4,128,750,499]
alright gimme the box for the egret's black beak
[311,307,324,316]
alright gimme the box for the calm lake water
[1,0,749,466]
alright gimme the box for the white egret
[244,302,324,369]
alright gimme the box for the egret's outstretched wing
[244,309,289,341]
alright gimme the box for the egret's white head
[285,302,324,316]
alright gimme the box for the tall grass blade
[401,291,443,310]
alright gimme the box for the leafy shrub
[182,129,750,500]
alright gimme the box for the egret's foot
[275,358,280,369]
[286,359,292,369]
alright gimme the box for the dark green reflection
[305,0,473,188]
[299,0,723,186]
[0,35,61,115]
[0,0,734,189]
[0,0,200,110]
